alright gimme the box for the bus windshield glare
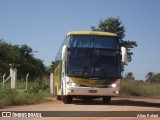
[67,35,121,78]
[69,35,118,49]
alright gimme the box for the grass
[120,79,160,97]
[0,79,51,108]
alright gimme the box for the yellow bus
[54,31,128,104]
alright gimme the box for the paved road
[0,97,160,120]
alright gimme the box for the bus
[54,31,128,104]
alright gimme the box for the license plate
[89,90,97,93]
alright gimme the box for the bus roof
[67,31,117,37]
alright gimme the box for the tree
[145,72,160,83]
[91,17,137,72]
[145,72,155,83]
[91,17,125,40]
[18,44,46,80]
[46,61,55,75]
[0,39,46,80]
[153,73,160,83]
[124,72,135,80]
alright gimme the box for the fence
[0,68,17,89]
[1,68,54,95]
[0,68,29,91]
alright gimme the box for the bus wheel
[57,96,61,100]
[103,96,111,104]
[62,96,73,104]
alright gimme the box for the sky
[0,0,160,80]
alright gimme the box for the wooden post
[2,73,6,87]
[50,73,54,95]
[26,73,29,92]
[10,68,17,89]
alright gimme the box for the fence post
[2,73,6,87]
[50,73,54,95]
[26,73,29,92]
[10,68,17,89]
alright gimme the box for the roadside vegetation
[120,72,160,97]
[0,39,54,81]
[0,39,54,108]
[120,79,160,97]
[0,79,51,108]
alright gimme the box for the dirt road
[0,97,160,120]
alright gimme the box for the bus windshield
[67,48,121,78]
[69,35,119,49]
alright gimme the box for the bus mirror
[121,47,128,63]
[62,45,68,60]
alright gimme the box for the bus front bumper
[65,86,120,97]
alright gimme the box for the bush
[120,79,160,97]
[0,79,50,108]
[0,88,49,108]
[28,79,49,93]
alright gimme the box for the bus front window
[67,49,94,77]
[67,49,121,78]
[94,50,121,77]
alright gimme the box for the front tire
[103,96,111,104]
[56,96,61,100]
[62,96,73,104]
[61,86,73,104]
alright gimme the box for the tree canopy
[124,72,135,80]
[91,17,138,72]
[0,39,45,80]
[145,72,160,83]
[91,17,125,40]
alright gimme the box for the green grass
[0,79,51,108]
[0,88,51,108]
[120,79,160,97]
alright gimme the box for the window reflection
[69,35,118,49]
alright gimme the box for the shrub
[0,80,50,108]
[28,79,49,93]
[120,79,160,97]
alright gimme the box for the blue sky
[0,0,160,80]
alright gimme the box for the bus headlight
[67,80,77,86]
[111,84,117,88]
[109,83,117,88]
[70,82,76,86]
